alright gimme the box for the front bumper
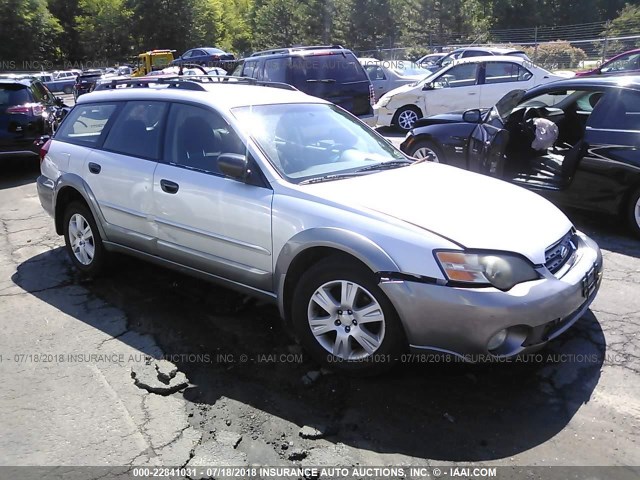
[373,104,395,127]
[379,232,603,359]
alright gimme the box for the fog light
[487,329,508,352]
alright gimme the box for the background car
[423,46,530,70]
[359,58,432,97]
[576,48,640,77]
[232,45,376,126]
[171,47,235,67]
[415,52,446,66]
[375,55,564,131]
[400,76,640,237]
[73,70,103,100]
[0,77,68,160]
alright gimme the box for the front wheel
[394,106,421,132]
[63,201,107,276]
[627,187,640,239]
[291,256,406,374]
[408,140,443,163]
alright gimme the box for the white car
[375,55,565,131]
[359,58,432,98]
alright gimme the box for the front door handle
[160,179,179,194]
[88,162,101,174]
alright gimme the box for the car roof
[529,75,640,91]
[450,46,523,54]
[78,82,328,110]
[452,55,531,65]
[248,45,352,59]
[0,77,34,86]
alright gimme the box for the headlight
[435,251,540,291]
[378,95,393,107]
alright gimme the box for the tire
[63,85,73,94]
[63,201,106,276]
[627,187,640,239]
[291,255,406,374]
[393,106,422,132]
[407,140,444,163]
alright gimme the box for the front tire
[394,106,421,132]
[291,256,405,374]
[408,140,443,163]
[627,187,640,239]
[63,201,106,276]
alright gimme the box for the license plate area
[581,262,599,298]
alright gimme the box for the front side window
[231,103,406,182]
[434,63,479,88]
[102,101,167,159]
[601,53,640,74]
[485,62,532,84]
[164,103,247,174]
[56,103,118,146]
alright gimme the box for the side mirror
[422,82,434,91]
[54,97,64,107]
[219,153,248,180]
[462,109,482,123]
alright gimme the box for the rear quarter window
[589,89,640,131]
[56,103,119,146]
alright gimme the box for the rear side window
[56,103,118,146]
[0,85,31,106]
[103,101,168,159]
[241,60,259,78]
[263,58,288,83]
[485,62,532,84]
[291,53,368,86]
[590,89,640,131]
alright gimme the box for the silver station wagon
[37,77,603,373]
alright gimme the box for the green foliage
[75,0,133,62]
[522,41,588,69]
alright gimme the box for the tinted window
[56,103,118,146]
[590,89,640,130]
[364,64,386,80]
[242,60,259,78]
[291,53,368,85]
[103,101,167,159]
[485,62,532,84]
[462,50,488,58]
[164,103,246,175]
[0,85,30,105]
[263,58,288,82]
[434,63,478,88]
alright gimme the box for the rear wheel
[408,140,443,163]
[291,256,405,374]
[63,85,73,94]
[394,106,421,132]
[627,187,640,239]
[63,201,106,276]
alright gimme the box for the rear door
[292,52,372,117]
[480,61,535,109]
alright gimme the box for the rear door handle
[160,179,179,194]
[88,162,101,174]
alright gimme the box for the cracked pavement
[0,161,639,477]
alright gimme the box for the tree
[251,0,306,49]
[75,0,133,63]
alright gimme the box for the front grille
[545,230,577,274]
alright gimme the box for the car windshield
[0,85,30,106]
[231,103,408,183]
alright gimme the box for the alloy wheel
[307,280,386,360]
[397,109,419,130]
[68,213,95,266]
[413,146,440,163]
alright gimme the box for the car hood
[304,163,572,264]
[380,82,419,99]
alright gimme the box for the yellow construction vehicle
[132,50,176,76]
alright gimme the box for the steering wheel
[522,106,544,137]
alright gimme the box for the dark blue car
[171,47,235,68]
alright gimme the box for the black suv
[232,45,375,125]
[73,71,103,101]
[0,77,68,160]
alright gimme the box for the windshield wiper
[298,172,365,185]
[306,79,336,83]
[354,160,413,172]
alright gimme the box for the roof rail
[93,75,298,92]
[250,45,345,57]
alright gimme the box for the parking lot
[1,111,639,478]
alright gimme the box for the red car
[576,48,640,77]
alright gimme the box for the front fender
[273,227,400,317]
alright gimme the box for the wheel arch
[392,104,423,127]
[274,228,400,326]
[54,174,107,240]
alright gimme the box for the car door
[559,88,640,211]
[480,61,535,109]
[152,102,274,291]
[425,62,481,116]
[82,100,168,252]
